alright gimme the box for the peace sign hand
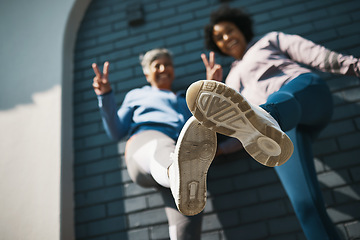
[201,51,223,82]
[92,61,112,95]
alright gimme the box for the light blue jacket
[97,85,192,141]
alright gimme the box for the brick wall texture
[73,0,360,239]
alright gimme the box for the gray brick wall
[73,0,360,239]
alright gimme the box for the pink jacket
[225,31,360,105]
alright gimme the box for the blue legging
[261,73,341,240]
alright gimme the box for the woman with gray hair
[92,48,216,240]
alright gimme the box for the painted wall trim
[61,0,92,239]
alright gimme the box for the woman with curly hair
[199,5,359,240]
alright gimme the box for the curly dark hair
[204,6,254,55]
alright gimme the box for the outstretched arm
[92,61,130,141]
[276,32,360,77]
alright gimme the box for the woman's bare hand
[92,61,112,95]
[201,51,223,82]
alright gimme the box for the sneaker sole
[173,116,217,216]
[186,80,293,167]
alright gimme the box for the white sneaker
[168,116,217,216]
[186,80,293,167]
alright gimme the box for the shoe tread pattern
[176,119,216,215]
[188,80,293,167]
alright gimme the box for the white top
[225,31,360,105]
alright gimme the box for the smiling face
[212,21,248,60]
[145,56,175,90]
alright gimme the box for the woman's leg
[159,187,203,240]
[125,130,203,239]
[275,129,341,240]
[260,74,339,239]
[261,73,333,136]
[125,130,174,188]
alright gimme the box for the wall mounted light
[126,2,145,26]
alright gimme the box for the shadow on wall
[206,151,358,239]
[0,32,60,111]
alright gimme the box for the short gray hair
[140,48,173,74]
